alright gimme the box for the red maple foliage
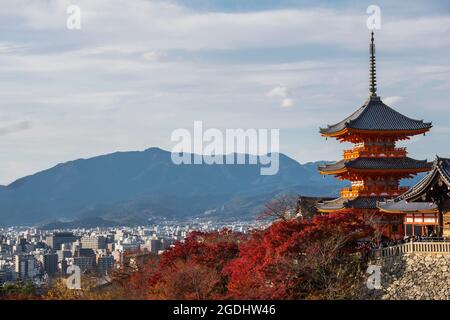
[224,213,374,299]
[119,213,374,300]
[127,229,243,299]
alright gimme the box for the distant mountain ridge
[0,147,420,226]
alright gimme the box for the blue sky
[0,0,449,184]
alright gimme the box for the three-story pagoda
[317,32,433,239]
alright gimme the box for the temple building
[379,157,450,238]
[316,32,433,240]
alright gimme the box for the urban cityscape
[0,219,266,290]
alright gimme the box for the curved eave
[316,197,348,212]
[378,200,438,214]
[319,168,347,175]
[401,168,438,201]
[316,207,347,213]
[436,162,450,187]
[379,207,437,214]
[402,159,450,202]
[320,166,431,175]
[348,167,431,174]
[320,127,350,138]
[320,127,431,139]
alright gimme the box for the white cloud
[0,0,448,183]
[281,98,294,108]
[383,96,403,105]
[268,86,294,107]
[0,43,28,54]
[142,51,167,61]
[267,85,288,98]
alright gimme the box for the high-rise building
[46,232,77,250]
[97,255,114,274]
[71,248,96,272]
[0,243,12,255]
[148,238,161,254]
[115,238,140,252]
[17,238,28,252]
[60,260,68,274]
[81,235,106,250]
[14,254,40,280]
[57,249,72,262]
[71,256,96,272]
[106,234,115,244]
[42,253,58,277]
[107,242,115,252]
[0,269,6,284]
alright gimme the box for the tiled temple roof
[316,196,386,211]
[399,157,450,201]
[378,199,437,213]
[319,157,432,173]
[320,96,432,136]
[377,157,450,213]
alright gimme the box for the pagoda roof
[316,196,386,212]
[319,157,432,174]
[376,157,450,213]
[398,156,450,201]
[320,96,432,136]
[378,199,437,214]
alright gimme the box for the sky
[0,0,449,184]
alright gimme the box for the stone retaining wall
[369,253,450,300]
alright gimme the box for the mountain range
[0,147,422,227]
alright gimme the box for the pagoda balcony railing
[343,147,407,160]
[341,186,409,198]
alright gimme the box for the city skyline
[0,219,263,289]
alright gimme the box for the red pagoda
[316,32,433,240]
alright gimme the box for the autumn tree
[0,280,38,300]
[124,229,243,300]
[44,274,118,300]
[225,213,374,300]
[259,195,299,221]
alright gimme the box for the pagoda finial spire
[369,31,377,98]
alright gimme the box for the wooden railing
[343,147,407,160]
[341,186,409,198]
[372,241,450,259]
